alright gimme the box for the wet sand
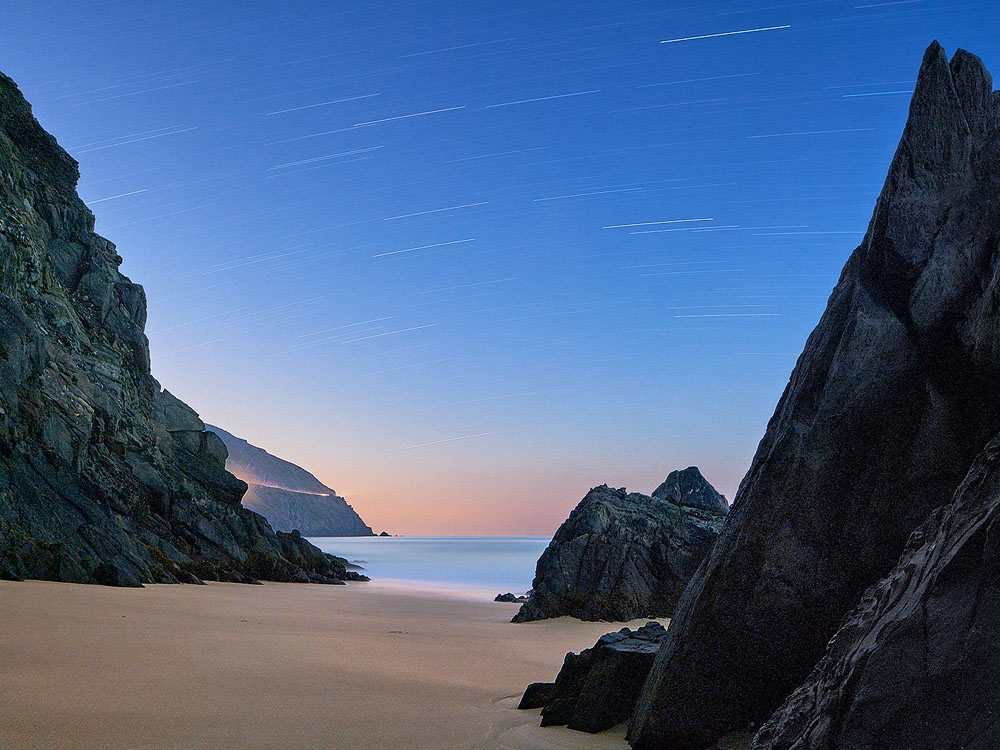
[0,580,663,749]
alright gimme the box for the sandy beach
[0,580,662,749]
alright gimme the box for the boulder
[514,468,727,623]
[630,42,1000,748]
[521,622,668,733]
[518,682,557,710]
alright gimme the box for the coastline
[0,580,659,749]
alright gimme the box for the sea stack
[0,70,356,585]
[629,42,1000,748]
[513,467,727,623]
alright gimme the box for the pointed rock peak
[951,47,993,91]
[651,466,728,515]
[949,48,997,139]
[901,41,972,183]
[915,39,949,90]
[857,42,987,296]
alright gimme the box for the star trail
[4,0,997,534]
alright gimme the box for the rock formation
[629,42,1000,748]
[519,621,669,733]
[0,70,360,586]
[494,592,528,603]
[650,466,730,514]
[207,425,373,537]
[513,468,727,623]
[752,434,1000,749]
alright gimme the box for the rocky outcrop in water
[207,425,373,537]
[0,70,359,586]
[520,621,668,734]
[630,42,1000,748]
[494,592,528,603]
[752,434,1000,749]
[513,468,727,623]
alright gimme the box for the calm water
[310,536,549,596]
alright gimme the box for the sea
[310,535,549,599]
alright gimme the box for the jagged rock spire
[629,42,1000,749]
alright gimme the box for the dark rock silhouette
[630,42,1000,748]
[207,425,373,537]
[0,70,358,586]
[651,466,729,514]
[494,592,528,603]
[520,621,668,733]
[751,434,1000,749]
[513,468,727,623]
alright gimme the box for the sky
[3,1,998,535]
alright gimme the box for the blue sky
[4,1,998,533]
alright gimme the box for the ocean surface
[310,536,549,598]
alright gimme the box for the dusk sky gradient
[4,1,998,534]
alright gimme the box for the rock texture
[520,621,669,733]
[0,70,359,586]
[630,42,1000,748]
[513,468,727,623]
[752,434,1000,750]
[650,466,729,514]
[207,425,372,537]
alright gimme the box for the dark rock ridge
[513,468,727,623]
[0,70,358,586]
[752,434,1000,750]
[207,424,373,537]
[495,592,528,603]
[630,42,1000,748]
[519,621,668,734]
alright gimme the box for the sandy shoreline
[0,580,663,749]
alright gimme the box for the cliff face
[208,425,373,537]
[0,71,354,586]
[753,434,1000,750]
[513,468,727,623]
[630,43,1000,748]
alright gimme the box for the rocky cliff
[752,434,1000,749]
[513,468,727,623]
[630,42,1000,748]
[207,425,373,537]
[0,70,358,586]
